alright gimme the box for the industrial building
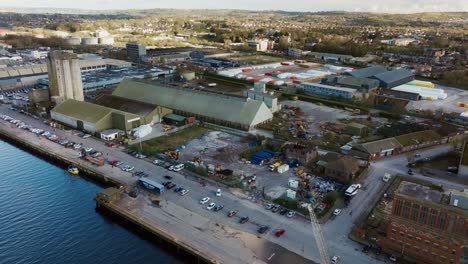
[345,66,415,89]
[297,82,358,100]
[47,50,84,104]
[0,64,48,90]
[112,79,274,131]
[247,39,273,52]
[287,48,303,58]
[95,94,172,124]
[37,65,172,95]
[51,99,143,134]
[244,82,281,112]
[307,52,353,63]
[370,179,468,264]
[126,42,146,62]
[372,68,415,88]
[321,75,380,91]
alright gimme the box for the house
[394,130,444,152]
[317,153,360,182]
[283,143,318,164]
[100,129,122,141]
[349,138,402,160]
[346,122,369,137]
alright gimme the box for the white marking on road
[267,253,275,261]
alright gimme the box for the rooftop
[347,65,388,78]
[397,181,442,204]
[373,68,414,84]
[357,138,402,154]
[395,130,441,147]
[95,94,159,117]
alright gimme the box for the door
[77,120,84,131]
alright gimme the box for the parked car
[331,256,340,264]
[239,216,249,224]
[279,209,288,215]
[227,210,237,217]
[275,229,285,237]
[286,211,296,218]
[408,169,414,175]
[73,143,82,150]
[257,226,270,234]
[333,209,342,216]
[108,160,120,166]
[389,255,397,262]
[162,181,172,187]
[164,175,173,180]
[82,134,91,139]
[135,153,146,159]
[174,187,183,193]
[166,183,176,189]
[216,189,222,197]
[264,203,273,210]
[153,160,164,166]
[169,164,185,172]
[200,197,210,204]
[271,205,281,213]
[214,205,224,212]
[206,202,216,210]
[179,189,189,196]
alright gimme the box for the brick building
[382,181,468,264]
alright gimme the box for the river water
[0,140,182,264]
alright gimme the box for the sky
[1,0,467,13]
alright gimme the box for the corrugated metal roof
[113,79,273,127]
[373,68,414,84]
[95,94,158,117]
[347,65,387,78]
[51,99,114,124]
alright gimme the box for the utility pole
[307,204,330,264]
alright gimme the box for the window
[429,209,438,227]
[438,213,447,229]
[411,204,420,222]
[420,207,428,224]
[394,199,403,216]
[402,201,411,218]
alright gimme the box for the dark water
[0,140,182,264]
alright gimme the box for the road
[1,104,466,264]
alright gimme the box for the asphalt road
[1,104,465,264]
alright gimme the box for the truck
[269,162,281,171]
[139,178,165,194]
[84,155,104,166]
[277,164,290,174]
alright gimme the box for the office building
[126,42,146,62]
[47,50,84,105]
[297,82,358,100]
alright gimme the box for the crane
[308,204,330,264]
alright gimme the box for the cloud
[1,0,467,12]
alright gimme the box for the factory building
[126,42,146,62]
[345,66,415,89]
[244,82,281,112]
[375,180,468,264]
[372,68,415,88]
[112,79,273,131]
[95,94,172,124]
[47,50,84,105]
[297,82,358,100]
[321,75,380,91]
[307,52,353,63]
[51,99,142,134]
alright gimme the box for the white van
[170,164,185,172]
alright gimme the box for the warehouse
[371,68,415,88]
[321,75,380,91]
[349,138,402,160]
[112,79,273,131]
[346,65,388,78]
[51,99,142,134]
[297,82,358,100]
[95,94,172,124]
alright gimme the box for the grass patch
[272,196,309,216]
[131,125,211,156]
[185,163,208,177]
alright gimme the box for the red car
[275,229,285,237]
[108,160,119,165]
[106,143,115,147]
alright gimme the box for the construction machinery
[167,150,181,160]
[307,204,330,264]
[269,162,281,171]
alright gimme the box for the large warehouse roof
[51,99,139,124]
[347,65,387,78]
[52,99,113,123]
[373,68,414,84]
[95,94,158,117]
[113,79,273,127]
